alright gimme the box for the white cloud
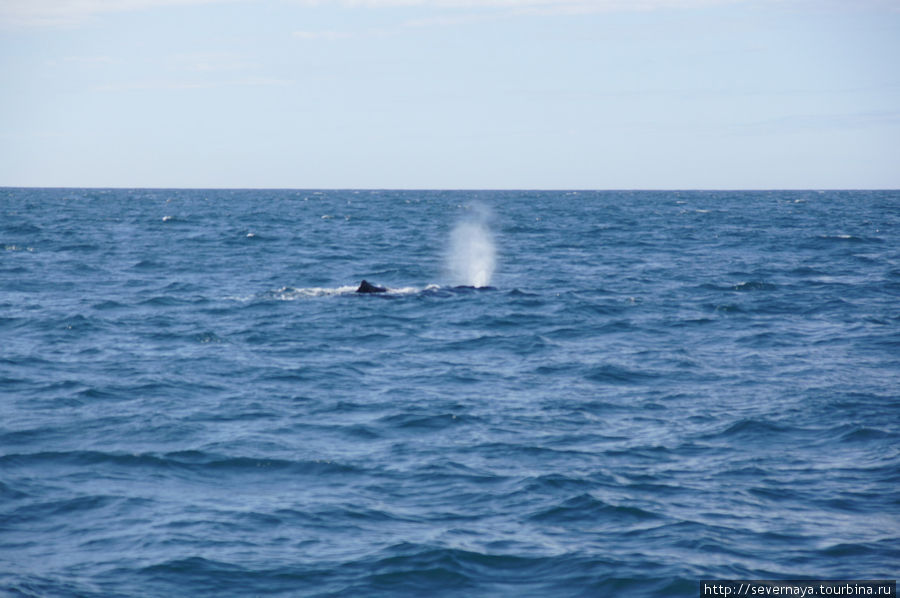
[0,0,745,27]
[0,0,243,27]
[3,0,891,28]
[325,0,896,7]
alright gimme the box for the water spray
[446,203,496,288]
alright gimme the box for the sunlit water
[1,189,898,597]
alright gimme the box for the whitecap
[228,283,443,303]
[270,285,357,299]
[386,286,424,295]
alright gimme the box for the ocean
[1,189,898,597]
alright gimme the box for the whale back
[356,280,387,293]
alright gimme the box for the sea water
[1,189,898,597]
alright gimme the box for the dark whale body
[355,280,497,295]
[356,280,387,294]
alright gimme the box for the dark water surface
[1,189,898,597]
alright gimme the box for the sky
[1,0,898,189]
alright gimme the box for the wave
[241,283,467,301]
[527,493,661,525]
[0,450,360,478]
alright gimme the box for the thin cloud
[171,52,260,72]
[94,76,291,92]
[292,30,355,40]
[2,0,744,27]
[62,55,120,64]
[735,110,900,135]
[401,12,497,27]
[310,0,742,8]
[44,55,121,67]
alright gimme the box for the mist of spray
[446,203,496,288]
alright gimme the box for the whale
[356,280,387,293]
[355,280,498,294]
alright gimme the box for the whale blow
[446,203,495,288]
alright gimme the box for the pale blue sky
[1,0,898,189]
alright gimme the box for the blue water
[1,189,898,597]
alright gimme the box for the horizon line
[3,185,898,192]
